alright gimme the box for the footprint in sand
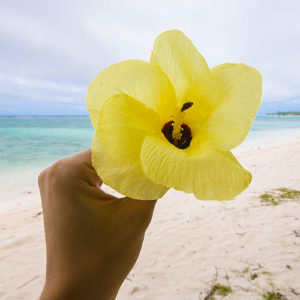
[130,285,149,295]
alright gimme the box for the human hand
[38,149,156,300]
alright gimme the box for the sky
[0,0,300,115]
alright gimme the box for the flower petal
[150,30,215,109]
[196,63,262,150]
[86,59,177,129]
[140,135,251,201]
[92,93,168,200]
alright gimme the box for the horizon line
[0,114,90,117]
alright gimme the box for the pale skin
[38,149,157,300]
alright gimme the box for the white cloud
[0,0,299,114]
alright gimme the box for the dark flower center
[162,120,192,149]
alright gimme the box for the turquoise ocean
[0,115,300,200]
[1,116,300,174]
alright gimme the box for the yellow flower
[86,30,262,201]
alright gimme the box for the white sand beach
[0,138,300,299]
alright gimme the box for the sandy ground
[0,140,300,299]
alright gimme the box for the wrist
[40,270,118,300]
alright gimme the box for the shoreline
[1,128,300,211]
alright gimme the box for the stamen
[171,107,184,141]
[171,101,193,142]
[181,101,193,112]
[162,121,192,149]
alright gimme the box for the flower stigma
[161,101,193,149]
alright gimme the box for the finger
[75,150,156,205]
[71,149,103,186]
[96,177,103,188]
[74,150,118,201]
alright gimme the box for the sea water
[0,115,300,201]
[0,116,93,172]
[1,116,300,173]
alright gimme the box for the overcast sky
[0,0,299,115]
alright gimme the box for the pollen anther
[171,101,193,142]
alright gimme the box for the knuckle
[48,158,71,181]
[38,168,48,187]
[51,158,67,173]
[38,158,71,186]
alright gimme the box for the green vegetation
[260,188,300,205]
[214,284,232,296]
[204,283,232,299]
[260,193,279,205]
[262,291,285,300]
[262,270,271,276]
[250,273,258,280]
[277,188,300,199]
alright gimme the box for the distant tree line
[266,112,300,116]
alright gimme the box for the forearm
[40,234,145,300]
[40,270,120,300]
